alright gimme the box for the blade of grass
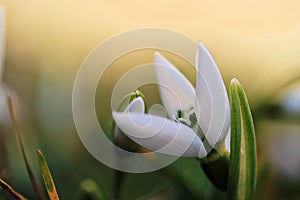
[7,95,46,200]
[37,149,59,200]
[227,79,242,200]
[0,178,27,200]
[227,78,257,200]
[237,80,257,199]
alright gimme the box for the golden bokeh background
[3,0,300,105]
[1,1,300,199]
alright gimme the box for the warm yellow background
[2,0,300,105]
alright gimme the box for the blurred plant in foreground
[0,96,59,200]
[2,95,104,200]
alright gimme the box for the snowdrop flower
[113,43,230,159]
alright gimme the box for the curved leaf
[7,96,46,200]
[37,150,60,200]
[227,78,257,200]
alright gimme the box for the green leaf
[7,96,46,200]
[37,149,60,200]
[227,79,242,199]
[227,78,257,200]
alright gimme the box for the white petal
[154,52,195,118]
[0,6,5,80]
[112,112,207,158]
[124,97,145,113]
[194,42,230,148]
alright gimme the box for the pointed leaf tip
[227,78,257,200]
[228,80,241,199]
[7,95,46,200]
[37,149,60,200]
[230,78,239,85]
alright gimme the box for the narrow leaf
[227,79,242,199]
[0,178,27,200]
[227,78,257,200]
[237,81,257,199]
[7,95,46,200]
[37,149,60,200]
